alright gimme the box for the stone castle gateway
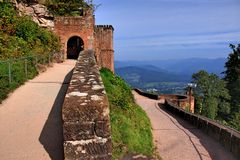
[54,9,114,72]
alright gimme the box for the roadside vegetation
[0,2,61,102]
[192,44,240,131]
[100,68,154,159]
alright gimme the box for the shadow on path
[39,69,73,160]
[158,103,237,160]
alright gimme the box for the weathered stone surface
[62,50,112,159]
[220,128,232,151]
[198,118,208,133]
[95,121,111,138]
[231,133,240,158]
[207,122,221,141]
[64,138,112,160]
[63,122,95,141]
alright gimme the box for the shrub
[0,2,61,102]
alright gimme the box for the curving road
[133,91,236,160]
[0,60,75,160]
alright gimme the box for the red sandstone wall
[54,10,95,59]
[54,11,115,71]
[159,94,195,113]
[94,25,114,72]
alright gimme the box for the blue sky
[94,0,240,61]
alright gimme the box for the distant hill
[115,65,190,85]
[115,58,226,77]
[115,58,226,93]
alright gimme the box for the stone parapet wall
[134,88,159,100]
[159,94,194,113]
[164,100,240,158]
[62,50,112,159]
[134,88,194,113]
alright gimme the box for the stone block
[190,114,198,127]
[207,122,221,141]
[64,138,112,159]
[198,118,208,133]
[63,122,95,141]
[231,133,240,158]
[184,112,191,121]
[219,128,232,151]
[95,121,111,138]
[178,109,185,118]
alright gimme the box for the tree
[192,70,230,120]
[224,44,240,114]
[223,44,240,130]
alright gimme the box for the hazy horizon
[114,57,227,62]
[94,0,240,61]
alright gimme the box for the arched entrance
[67,36,84,59]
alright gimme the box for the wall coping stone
[62,50,112,159]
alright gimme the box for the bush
[16,17,39,43]
[100,68,154,159]
[0,2,61,102]
[45,0,88,16]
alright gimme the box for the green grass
[100,68,154,159]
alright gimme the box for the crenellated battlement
[95,25,114,31]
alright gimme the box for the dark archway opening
[67,36,84,59]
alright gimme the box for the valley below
[115,58,226,94]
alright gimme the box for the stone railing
[134,88,240,158]
[134,88,159,100]
[165,100,240,158]
[62,50,112,159]
[134,88,194,113]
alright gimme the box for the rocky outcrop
[15,2,54,30]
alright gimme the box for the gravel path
[133,91,236,160]
[0,60,75,160]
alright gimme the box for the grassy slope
[100,68,153,159]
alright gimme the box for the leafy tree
[192,70,230,119]
[45,0,89,16]
[223,44,240,130]
[224,44,240,114]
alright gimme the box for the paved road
[0,60,75,160]
[133,91,236,160]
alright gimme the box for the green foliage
[45,0,89,16]
[0,2,17,35]
[192,70,230,120]
[0,2,61,102]
[230,112,240,131]
[222,43,240,131]
[16,18,38,43]
[224,44,240,114]
[100,68,154,159]
[0,2,61,60]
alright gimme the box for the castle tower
[54,9,114,72]
[94,25,114,72]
